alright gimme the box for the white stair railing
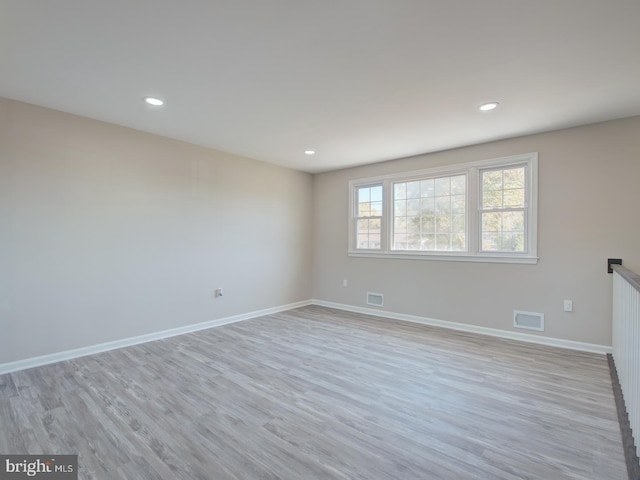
[611,264,640,478]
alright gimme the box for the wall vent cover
[366,292,384,307]
[513,310,544,331]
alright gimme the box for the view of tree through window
[356,185,382,249]
[480,166,526,252]
[393,175,466,251]
[349,153,537,262]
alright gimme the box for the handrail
[612,264,640,294]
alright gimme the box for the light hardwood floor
[0,306,627,479]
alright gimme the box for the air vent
[366,292,384,307]
[513,310,544,331]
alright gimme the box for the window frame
[348,153,538,264]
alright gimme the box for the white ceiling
[1,1,639,173]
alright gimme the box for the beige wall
[2,97,638,365]
[0,98,313,364]
[312,116,640,346]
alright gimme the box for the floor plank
[0,306,627,479]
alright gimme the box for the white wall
[312,116,640,346]
[0,98,313,364]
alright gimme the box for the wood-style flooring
[0,306,627,479]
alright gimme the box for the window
[393,175,466,251]
[480,165,526,253]
[348,153,538,263]
[355,184,383,249]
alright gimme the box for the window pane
[451,175,465,194]
[394,217,407,233]
[394,183,406,200]
[406,236,421,250]
[421,215,435,233]
[393,235,407,250]
[370,185,383,202]
[451,194,465,214]
[483,170,502,191]
[434,177,450,196]
[370,201,383,216]
[435,196,450,215]
[406,181,420,199]
[436,216,451,233]
[482,232,500,251]
[358,187,370,203]
[452,215,465,233]
[394,200,406,216]
[483,190,502,209]
[503,167,524,189]
[420,179,434,197]
[502,232,524,252]
[435,234,451,250]
[421,198,435,215]
[503,211,524,233]
[407,199,420,216]
[422,234,435,250]
[503,188,524,207]
[452,233,465,251]
[407,218,420,236]
[368,235,381,249]
[482,212,501,233]
[357,218,369,234]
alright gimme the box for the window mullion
[382,179,392,253]
[468,167,479,255]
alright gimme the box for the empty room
[1,1,640,479]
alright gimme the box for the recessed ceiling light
[144,96,164,106]
[479,102,499,111]
[304,150,316,155]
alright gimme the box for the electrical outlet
[342,279,348,287]
[563,299,573,312]
[215,288,223,298]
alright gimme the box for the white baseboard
[311,299,612,355]
[1,297,611,376]
[0,300,312,375]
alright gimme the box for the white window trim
[348,153,538,264]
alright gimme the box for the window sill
[347,250,539,264]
